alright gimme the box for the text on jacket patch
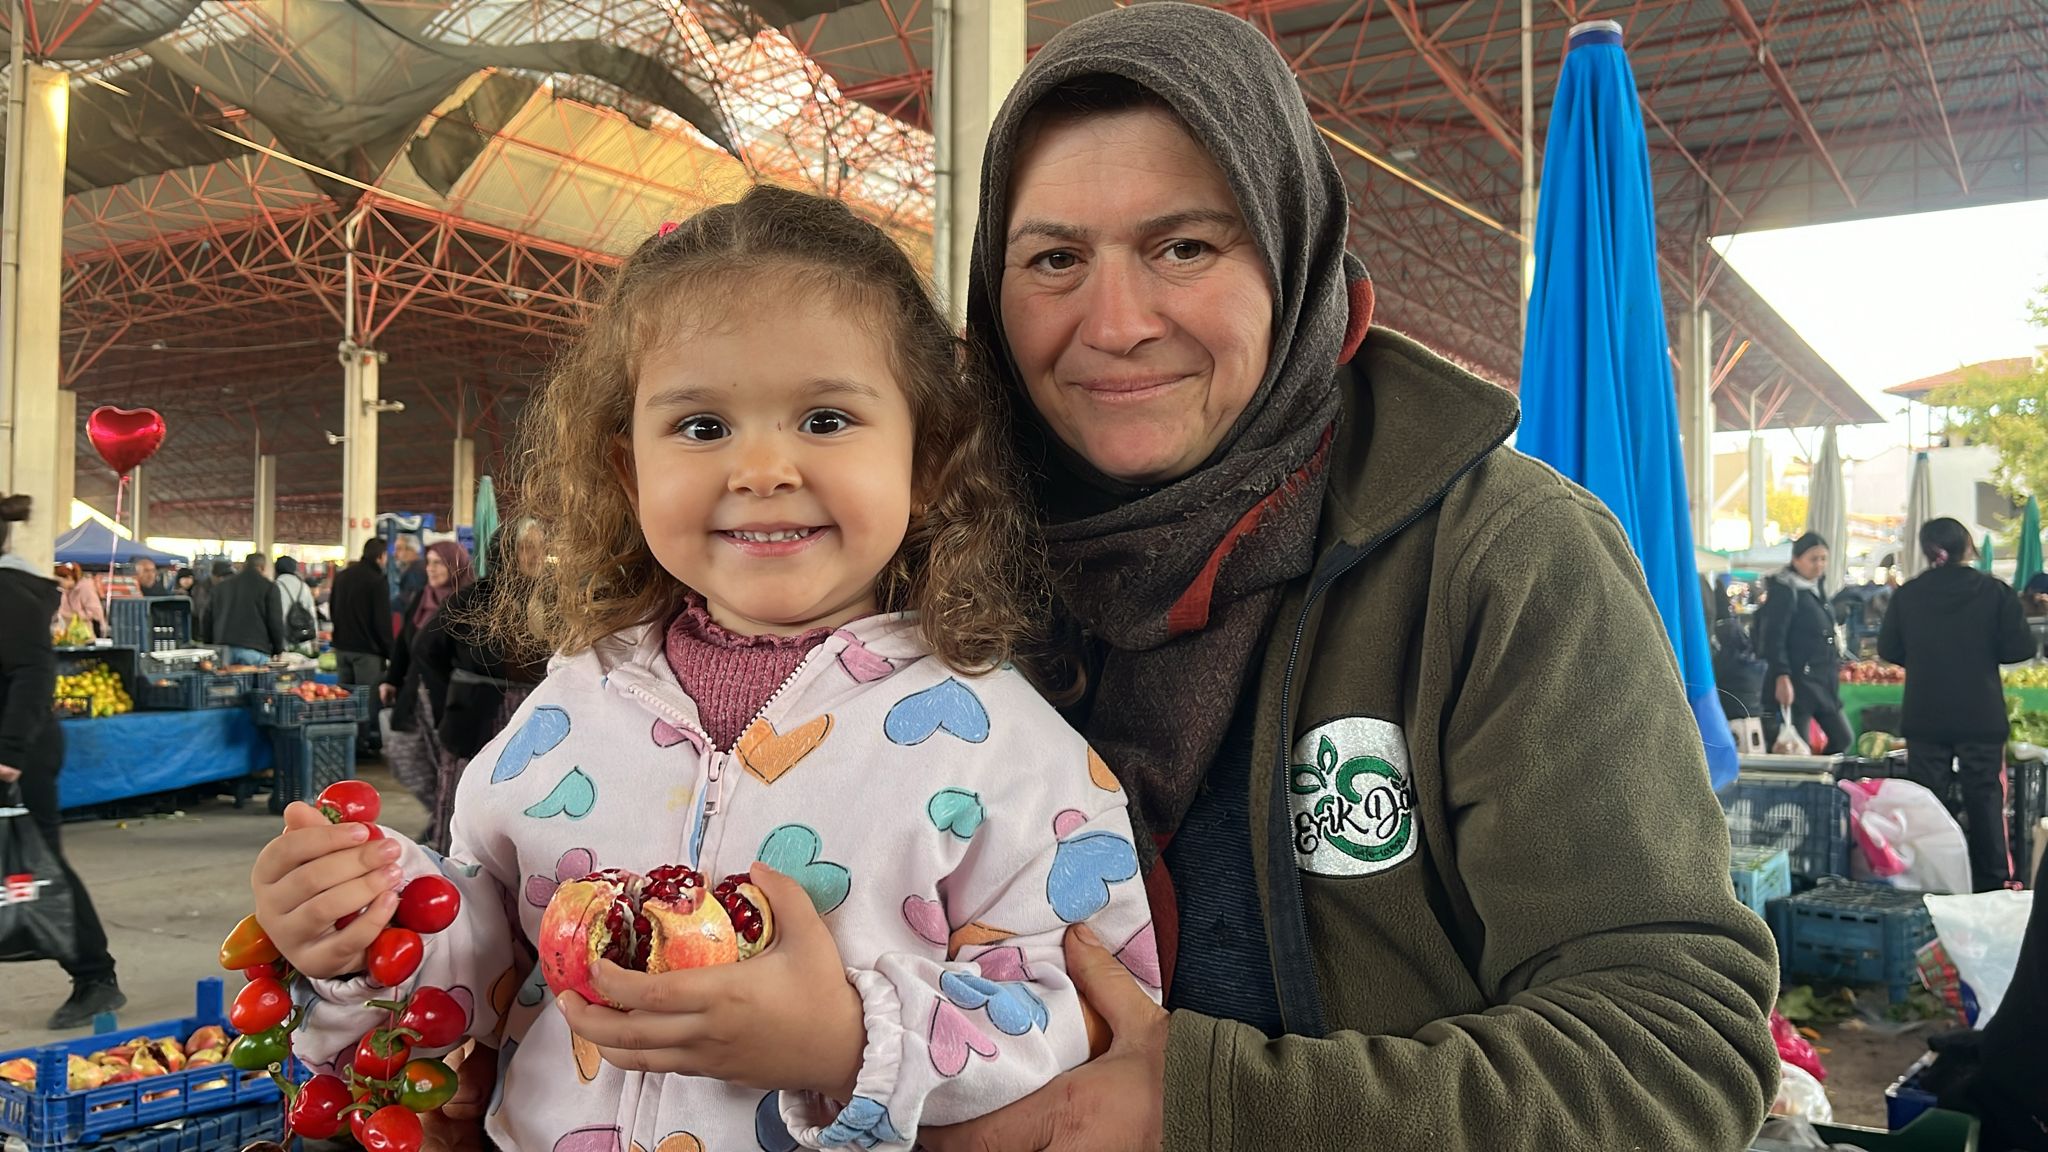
[1289,716,1418,876]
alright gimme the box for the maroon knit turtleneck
[662,595,832,750]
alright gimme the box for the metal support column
[1747,435,1768,549]
[451,438,476,529]
[129,464,148,542]
[1518,0,1536,346]
[339,342,386,553]
[1676,308,1716,545]
[254,453,277,557]
[52,388,74,530]
[0,59,69,567]
[931,0,1025,325]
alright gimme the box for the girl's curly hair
[490,184,1043,674]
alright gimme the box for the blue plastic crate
[95,1099,283,1152]
[1721,778,1851,881]
[269,722,358,815]
[1728,844,1792,918]
[1769,878,1937,1002]
[107,598,193,653]
[0,979,281,1152]
[134,673,245,711]
[248,685,371,728]
[1888,1053,1940,1131]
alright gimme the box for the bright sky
[1710,197,2048,458]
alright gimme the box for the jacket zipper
[705,655,815,817]
[1266,429,1512,1039]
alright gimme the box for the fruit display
[294,681,356,703]
[214,782,469,1152]
[0,1028,230,1091]
[539,864,774,1007]
[1839,660,1905,685]
[2005,664,2048,689]
[53,662,133,718]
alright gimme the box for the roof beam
[1715,0,1858,206]
[1898,0,1968,193]
[1379,0,1521,160]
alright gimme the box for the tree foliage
[1932,282,2048,500]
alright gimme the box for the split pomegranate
[538,865,773,1006]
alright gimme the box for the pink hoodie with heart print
[292,610,1157,1152]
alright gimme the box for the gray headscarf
[967,3,1371,859]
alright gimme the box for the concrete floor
[1,763,427,1052]
[2,763,1928,1132]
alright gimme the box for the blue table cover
[58,709,274,809]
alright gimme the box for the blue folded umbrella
[1518,20,1738,790]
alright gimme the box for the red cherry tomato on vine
[396,1058,458,1112]
[348,1106,374,1147]
[240,960,286,983]
[359,1104,425,1152]
[398,986,468,1049]
[287,1073,352,1140]
[394,875,460,935]
[315,780,381,826]
[353,1029,413,1080]
[366,926,424,987]
[229,975,291,1035]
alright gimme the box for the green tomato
[226,1026,290,1071]
[395,1058,458,1112]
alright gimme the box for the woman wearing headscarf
[1878,516,2038,891]
[907,7,1780,1148]
[379,540,472,838]
[1,495,125,1028]
[1756,532,1851,754]
[414,522,547,853]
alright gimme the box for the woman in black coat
[380,542,472,843]
[1878,516,2039,891]
[0,494,124,1028]
[416,521,547,852]
[1756,531,1852,754]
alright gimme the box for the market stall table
[57,709,275,810]
[1840,684,2048,737]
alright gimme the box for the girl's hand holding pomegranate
[251,801,407,978]
[554,865,865,1098]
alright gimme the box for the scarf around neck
[967,3,1373,860]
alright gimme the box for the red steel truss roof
[18,0,2043,541]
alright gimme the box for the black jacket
[383,608,448,734]
[1756,571,1842,713]
[205,569,285,655]
[1711,615,1768,721]
[329,560,391,658]
[1877,564,2038,743]
[0,561,63,779]
[417,580,546,759]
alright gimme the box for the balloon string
[105,473,128,622]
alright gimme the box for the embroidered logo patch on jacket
[1288,716,1418,877]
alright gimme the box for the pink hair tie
[1935,549,1949,565]
[656,220,680,237]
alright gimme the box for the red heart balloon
[86,406,167,475]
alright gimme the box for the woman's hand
[0,763,20,783]
[379,683,398,707]
[554,866,865,1097]
[1774,675,1795,709]
[420,1041,496,1152]
[922,925,1169,1152]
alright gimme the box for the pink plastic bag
[1770,1011,1827,1083]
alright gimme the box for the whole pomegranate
[538,865,774,1005]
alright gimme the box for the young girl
[250,186,1156,1152]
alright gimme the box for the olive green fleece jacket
[1162,329,1780,1150]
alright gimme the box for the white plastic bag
[1770,1061,1833,1123]
[1923,888,2034,1026]
[1773,709,1811,756]
[1841,779,1973,894]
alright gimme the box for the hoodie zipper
[1265,428,1512,1039]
